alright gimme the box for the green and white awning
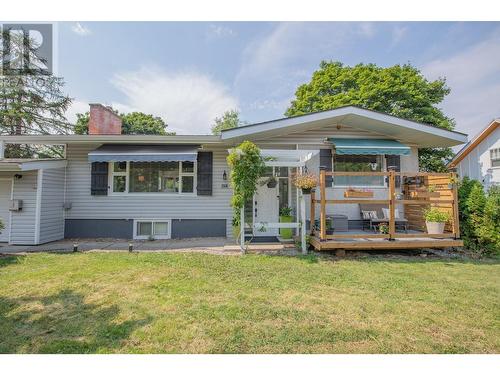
[328,138,411,156]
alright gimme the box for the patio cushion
[361,210,378,219]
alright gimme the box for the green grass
[0,252,498,353]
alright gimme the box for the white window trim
[133,219,172,240]
[108,161,197,196]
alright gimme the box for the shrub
[458,177,500,256]
[227,141,266,234]
[477,186,500,256]
[423,208,450,223]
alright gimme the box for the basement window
[133,220,171,239]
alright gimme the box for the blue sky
[60,22,500,137]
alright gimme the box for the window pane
[137,222,152,236]
[181,176,194,193]
[129,162,179,193]
[276,167,288,177]
[262,167,274,177]
[113,162,127,173]
[333,155,384,186]
[154,222,169,235]
[113,175,126,192]
[182,161,194,173]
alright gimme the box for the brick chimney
[88,104,122,135]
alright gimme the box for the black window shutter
[319,148,333,187]
[91,162,109,196]
[197,152,213,196]
[386,155,401,188]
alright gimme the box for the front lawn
[0,252,498,353]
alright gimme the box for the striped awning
[88,144,199,163]
[328,138,411,155]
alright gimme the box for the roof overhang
[221,106,468,148]
[0,159,67,171]
[448,119,499,168]
[0,134,220,145]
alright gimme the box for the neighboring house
[0,104,467,245]
[448,119,500,189]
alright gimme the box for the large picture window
[333,154,385,186]
[109,161,196,194]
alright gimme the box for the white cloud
[65,99,89,123]
[234,22,379,120]
[71,22,92,36]
[110,66,238,134]
[421,29,500,138]
[391,25,408,46]
[207,24,235,38]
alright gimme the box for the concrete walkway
[0,237,233,254]
[0,237,301,255]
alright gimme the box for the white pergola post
[240,203,245,253]
[0,141,4,160]
[300,191,307,254]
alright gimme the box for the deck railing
[311,170,460,241]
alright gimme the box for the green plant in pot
[378,222,389,234]
[424,208,450,234]
[279,206,293,239]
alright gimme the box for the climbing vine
[226,141,266,238]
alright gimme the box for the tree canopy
[285,61,456,172]
[74,111,173,135]
[211,109,244,135]
[0,30,72,157]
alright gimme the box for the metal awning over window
[88,144,199,163]
[328,138,411,156]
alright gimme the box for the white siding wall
[39,168,65,243]
[10,171,38,245]
[456,127,500,189]
[64,144,234,238]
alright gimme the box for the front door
[0,179,11,242]
[253,179,279,236]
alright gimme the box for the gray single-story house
[0,104,467,245]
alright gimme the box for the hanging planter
[292,173,318,195]
[266,177,277,188]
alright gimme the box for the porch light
[223,170,227,180]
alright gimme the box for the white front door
[0,179,12,242]
[253,180,279,236]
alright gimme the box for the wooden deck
[310,170,464,251]
[310,235,463,251]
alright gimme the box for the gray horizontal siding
[65,219,133,238]
[39,168,65,243]
[64,144,234,238]
[10,171,37,245]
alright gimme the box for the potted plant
[279,206,293,239]
[424,208,450,234]
[292,173,318,194]
[378,222,389,234]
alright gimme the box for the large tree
[0,29,72,157]
[211,109,245,135]
[74,111,174,135]
[285,61,455,172]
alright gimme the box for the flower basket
[292,173,318,194]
